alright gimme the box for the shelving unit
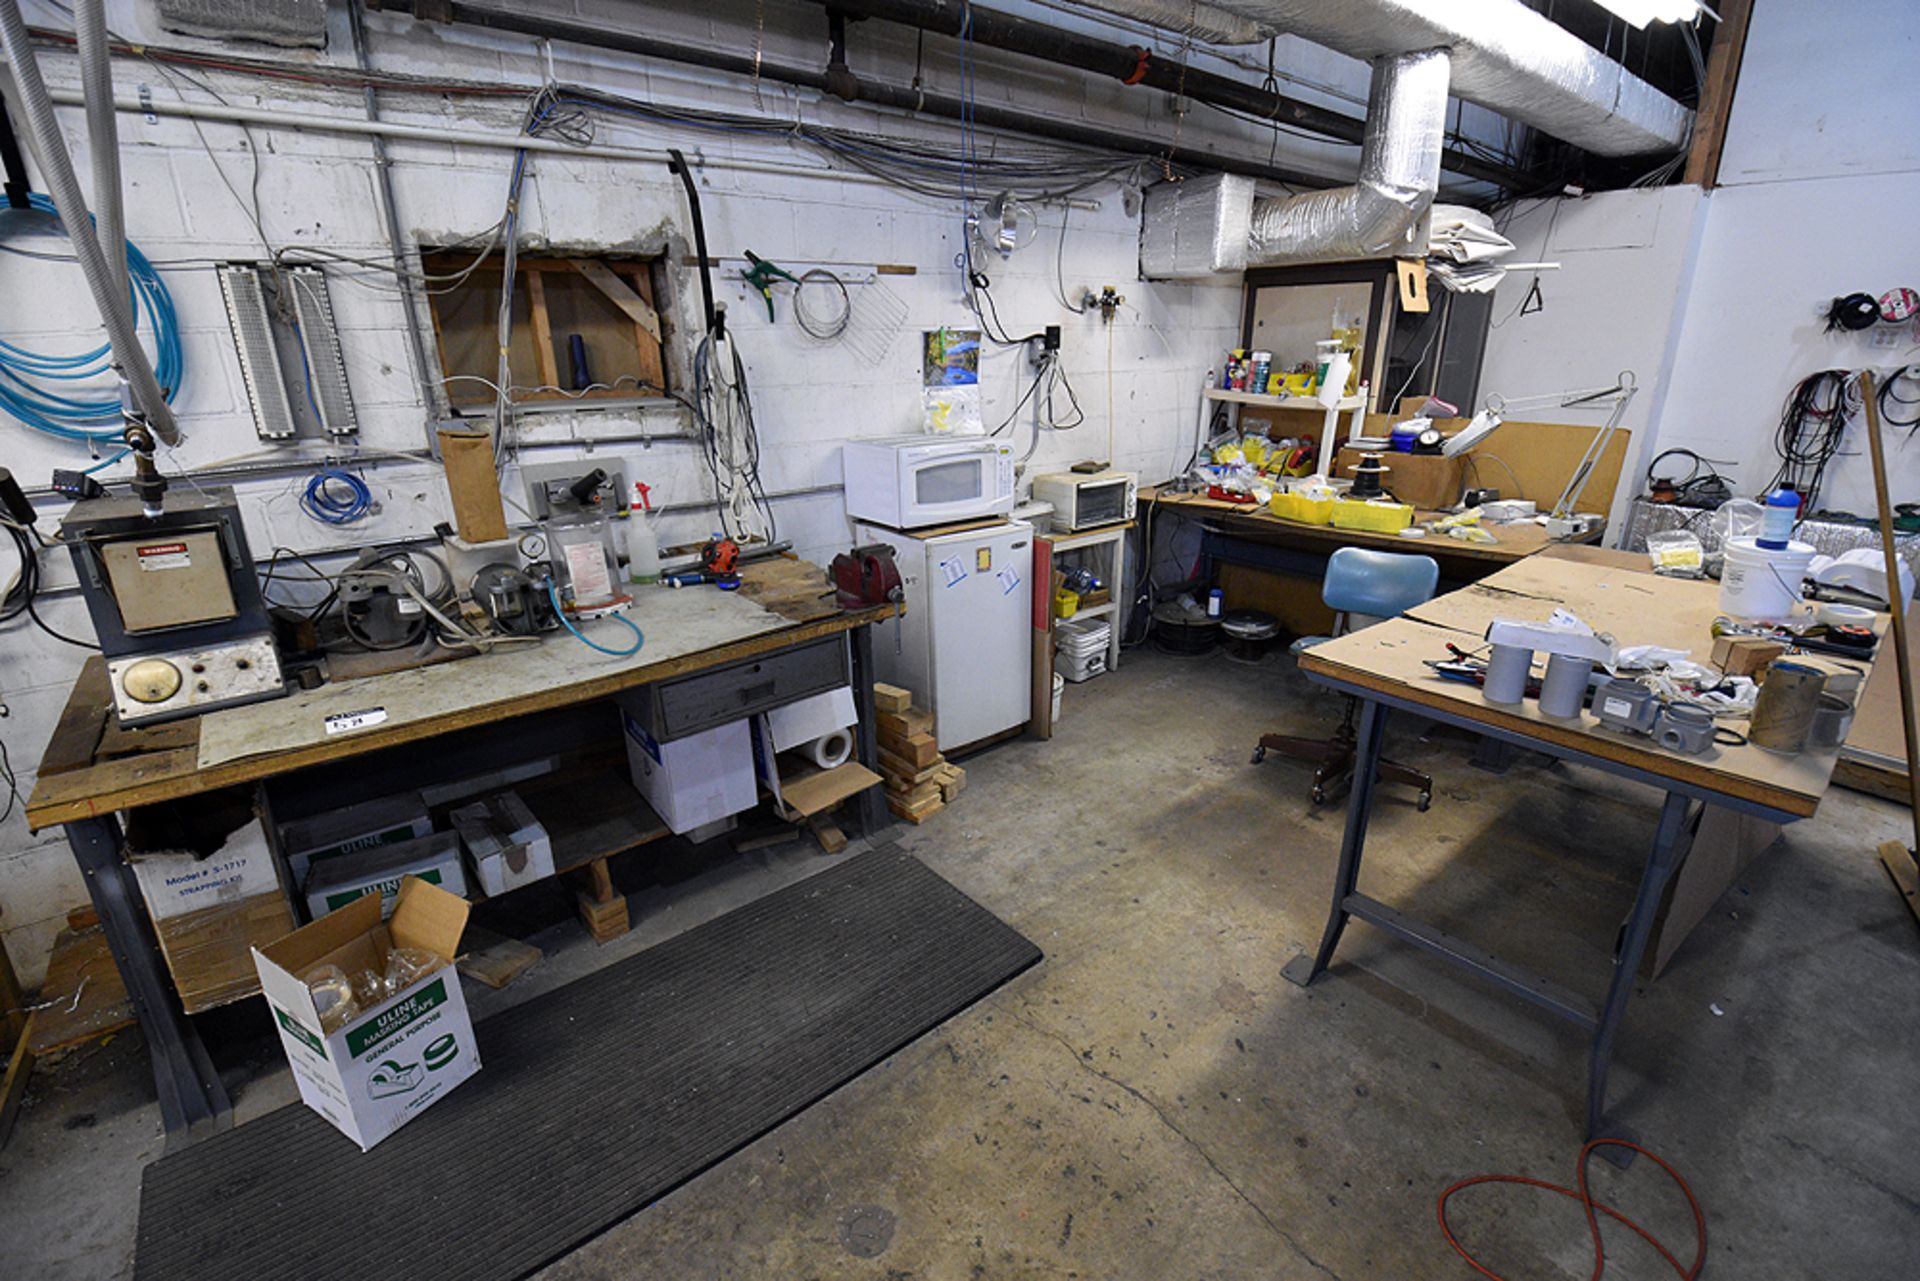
[1200,384,1371,481]
[1046,522,1131,675]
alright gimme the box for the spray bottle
[625,481,661,584]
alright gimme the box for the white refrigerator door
[925,522,1033,748]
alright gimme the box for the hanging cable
[299,468,373,525]
[0,193,184,441]
[1767,370,1857,512]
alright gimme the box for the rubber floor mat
[135,846,1040,1280]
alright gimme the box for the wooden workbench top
[27,556,891,831]
[1143,487,1593,564]
[1298,547,1872,819]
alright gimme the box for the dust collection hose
[0,0,180,444]
[73,0,126,309]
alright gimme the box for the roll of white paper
[806,728,853,770]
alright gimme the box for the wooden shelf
[514,760,670,883]
[1204,388,1364,412]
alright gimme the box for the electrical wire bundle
[1876,364,1920,433]
[0,193,184,441]
[1767,370,1859,512]
[691,326,776,545]
[299,467,373,524]
[2,518,96,649]
[993,346,1084,439]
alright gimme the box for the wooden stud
[572,854,628,943]
[872,683,913,714]
[569,258,663,342]
[456,925,542,990]
[807,815,848,854]
[0,1013,33,1151]
[1683,0,1753,190]
[525,266,560,392]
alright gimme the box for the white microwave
[842,436,1017,530]
[1030,470,1137,532]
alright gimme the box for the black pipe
[667,146,720,336]
[812,0,1533,191]
[367,0,1366,192]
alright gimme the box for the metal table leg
[1282,698,1388,988]
[66,815,231,1148]
[847,621,887,838]
[1585,790,1692,1144]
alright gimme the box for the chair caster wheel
[1251,746,1267,765]
[1417,791,1432,812]
[1310,785,1327,805]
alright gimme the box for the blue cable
[546,579,643,657]
[299,468,372,524]
[0,194,184,441]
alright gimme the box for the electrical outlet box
[519,459,628,520]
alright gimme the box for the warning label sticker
[136,542,191,571]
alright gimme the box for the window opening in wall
[218,264,358,442]
[423,250,670,408]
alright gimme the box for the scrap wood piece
[568,258,662,342]
[457,925,542,990]
[1879,840,1920,928]
[872,683,913,714]
[29,922,135,1059]
[1,1011,33,1150]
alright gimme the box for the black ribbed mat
[135,847,1040,1281]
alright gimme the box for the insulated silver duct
[1247,47,1448,267]
[1091,0,1271,45]
[1067,0,1691,156]
[0,0,181,443]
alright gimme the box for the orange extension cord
[1437,1139,1707,1280]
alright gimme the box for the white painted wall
[0,0,1529,984]
[1477,0,1920,537]
[1474,184,1704,530]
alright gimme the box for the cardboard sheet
[199,587,787,770]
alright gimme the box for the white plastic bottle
[625,482,661,584]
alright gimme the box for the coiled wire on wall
[0,193,185,441]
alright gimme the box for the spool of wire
[0,193,184,441]
[300,468,373,525]
[793,268,852,340]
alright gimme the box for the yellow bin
[1330,499,1414,533]
[1268,491,1334,526]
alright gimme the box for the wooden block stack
[874,683,964,824]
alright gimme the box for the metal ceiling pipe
[0,0,180,443]
[363,0,1349,192]
[1074,0,1692,156]
[1246,47,1448,266]
[74,0,128,313]
[804,0,1533,190]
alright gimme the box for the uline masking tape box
[279,794,433,888]
[304,831,467,920]
[254,876,479,1151]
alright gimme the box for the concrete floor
[5,647,1918,1278]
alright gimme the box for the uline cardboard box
[304,831,468,920]
[279,793,433,887]
[450,791,555,896]
[619,710,757,834]
[254,876,479,1151]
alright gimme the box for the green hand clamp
[740,251,801,322]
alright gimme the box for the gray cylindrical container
[1483,644,1531,705]
[1750,660,1827,753]
[1538,653,1595,718]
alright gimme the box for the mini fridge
[855,519,1034,751]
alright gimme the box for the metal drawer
[638,636,849,740]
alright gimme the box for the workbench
[25,556,896,1147]
[1283,545,1872,1151]
[1143,487,1601,637]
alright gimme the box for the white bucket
[1051,672,1065,722]
[1718,537,1815,621]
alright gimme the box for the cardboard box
[763,686,856,754]
[305,832,467,920]
[620,710,757,834]
[254,877,479,1151]
[450,791,556,897]
[279,794,433,888]
[131,820,282,921]
[1335,445,1465,512]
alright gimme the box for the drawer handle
[739,680,777,704]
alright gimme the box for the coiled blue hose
[300,468,373,525]
[0,193,184,441]
[546,578,644,657]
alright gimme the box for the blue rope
[546,578,643,657]
[0,194,185,441]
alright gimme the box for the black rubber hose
[668,147,719,339]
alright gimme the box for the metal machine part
[61,486,286,724]
[1652,703,1716,756]
[470,562,558,636]
[1592,678,1660,735]
[107,635,283,724]
[518,458,627,521]
[337,551,434,651]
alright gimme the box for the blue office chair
[1252,547,1441,809]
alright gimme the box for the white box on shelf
[619,711,757,835]
[450,791,556,897]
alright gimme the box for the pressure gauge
[122,658,183,704]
